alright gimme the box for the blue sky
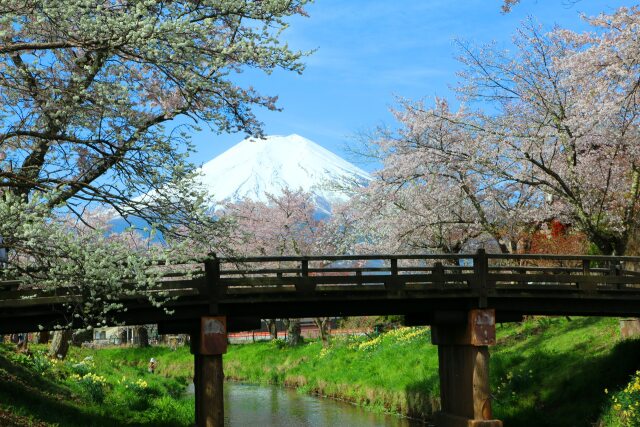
[189,0,634,171]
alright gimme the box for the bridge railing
[3,251,640,309]
[213,251,640,296]
[485,253,640,292]
[216,253,483,295]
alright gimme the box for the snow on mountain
[197,134,371,213]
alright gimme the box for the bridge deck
[1,251,640,333]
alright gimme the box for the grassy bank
[2,317,640,426]
[0,343,194,426]
[223,317,640,426]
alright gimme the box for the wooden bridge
[2,249,640,427]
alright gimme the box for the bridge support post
[431,309,502,427]
[191,316,227,427]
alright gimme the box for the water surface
[189,382,424,426]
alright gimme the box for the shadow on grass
[0,349,187,427]
[401,318,640,427]
[490,338,640,426]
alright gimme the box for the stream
[187,382,425,426]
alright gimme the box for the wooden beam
[200,355,224,427]
[159,317,260,335]
[191,316,227,427]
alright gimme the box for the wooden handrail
[485,253,640,262]
[219,253,477,263]
[2,251,640,305]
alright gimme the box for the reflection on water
[189,382,424,426]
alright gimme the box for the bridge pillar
[431,309,502,427]
[190,316,227,427]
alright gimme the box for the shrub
[605,371,640,426]
[30,351,53,374]
[69,356,95,376]
[71,372,107,403]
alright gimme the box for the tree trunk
[49,330,72,359]
[119,328,128,345]
[314,317,331,347]
[135,325,149,347]
[34,331,50,344]
[266,319,278,340]
[588,230,625,256]
[18,333,28,351]
[285,319,302,347]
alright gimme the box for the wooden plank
[0,279,201,301]
[120,289,201,299]
[489,266,583,273]
[598,286,640,293]
[155,270,205,279]
[489,273,639,284]
[620,269,640,277]
[486,253,640,262]
[309,267,388,273]
[494,284,577,292]
[220,268,301,275]
[220,272,477,288]
[220,254,475,263]
[404,282,469,290]
[0,295,82,307]
[489,273,637,283]
[223,282,480,296]
[0,287,201,309]
[0,280,22,291]
[226,284,392,295]
[218,290,482,304]
[220,267,395,278]
[0,288,74,300]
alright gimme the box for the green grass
[223,317,640,426]
[0,343,194,426]
[491,317,640,425]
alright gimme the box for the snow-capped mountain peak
[197,134,371,212]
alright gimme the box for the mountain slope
[197,134,371,212]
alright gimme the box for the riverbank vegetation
[0,344,193,426]
[2,317,640,426]
[224,317,640,426]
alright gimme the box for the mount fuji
[196,134,371,214]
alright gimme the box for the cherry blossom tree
[500,0,582,13]
[221,188,331,345]
[13,191,240,356]
[0,0,309,233]
[0,192,173,357]
[222,188,326,256]
[0,1,309,350]
[454,17,640,255]
[350,12,640,256]
[343,100,540,255]
[500,0,521,13]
